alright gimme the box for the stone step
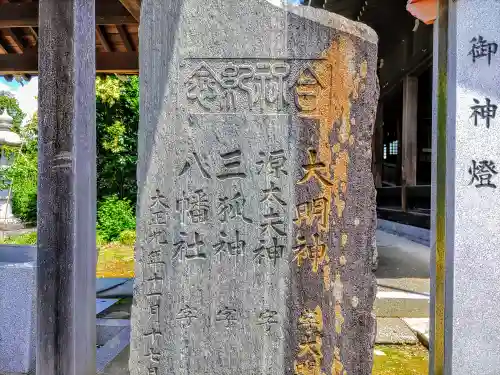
[375,289,430,318]
[402,318,430,347]
[375,317,419,344]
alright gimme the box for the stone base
[377,219,430,247]
[0,245,36,375]
[0,245,129,374]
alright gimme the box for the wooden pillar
[373,102,384,188]
[401,75,418,211]
[37,1,96,375]
[402,75,418,185]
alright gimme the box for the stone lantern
[0,109,22,225]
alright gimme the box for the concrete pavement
[374,230,430,345]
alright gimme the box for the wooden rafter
[96,25,112,52]
[0,39,7,54]
[118,0,141,22]
[0,2,137,27]
[0,0,141,75]
[0,0,27,53]
[20,0,38,42]
[117,25,133,52]
[0,52,139,74]
[3,28,25,53]
[27,27,38,41]
[1,28,32,80]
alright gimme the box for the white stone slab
[432,0,500,373]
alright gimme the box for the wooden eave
[0,0,140,79]
[0,0,426,81]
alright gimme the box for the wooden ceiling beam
[0,39,7,54]
[20,0,38,42]
[2,27,32,80]
[97,52,138,73]
[118,0,141,22]
[96,26,112,52]
[117,25,134,52]
[0,52,139,74]
[0,2,137,27]
[97,2,138,25]
[28,27,38,42]
[3,28,25,53]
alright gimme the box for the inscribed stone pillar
[432,1,500,374]
[131,2,379,375]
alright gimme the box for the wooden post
[37,1,96,375]
[373,103,384,188]
[401,75,418,211]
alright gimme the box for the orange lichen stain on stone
[333,270,344,295]
[296,37,354,222]
[332,271,345,336]
[338,114,351,144]
[332,143,341,154]
[334,301,344,334]
[341,233,348,248]
[311,37,357,223]
[294,38,346,289]
[323,264,331,291]
[332,347,348,375]
[295,306,327,375]
[332,150,349,218]
[294,38,368,295]
[339,255,347,266]
[292,234,330,273]
[360,61,368,79]
[294,39,369,375]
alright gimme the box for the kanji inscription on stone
[131,2,378,375]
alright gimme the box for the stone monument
[0,110,21,225]
[431,0,500,374]
[131,1,379,375]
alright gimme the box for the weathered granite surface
[0,245,36,374]
[131,1,379,375]
[431,1,500,374]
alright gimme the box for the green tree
[97,195,136,242]
[96,75,139,205]
[1,112,38,223]
[0,91,26,132]
[0,76,140,225]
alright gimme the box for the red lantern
[406,0,437,25]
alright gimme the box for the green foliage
[96,76,122,106]
[97,195,136,242]
[1,113,38,223]
[96,75,139,204]
[0,231,37,245]
[118,229,136,246]
[0,75,141,226]
[96,231,107,247]
[102,120,127,152]
[0,92,25,132]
